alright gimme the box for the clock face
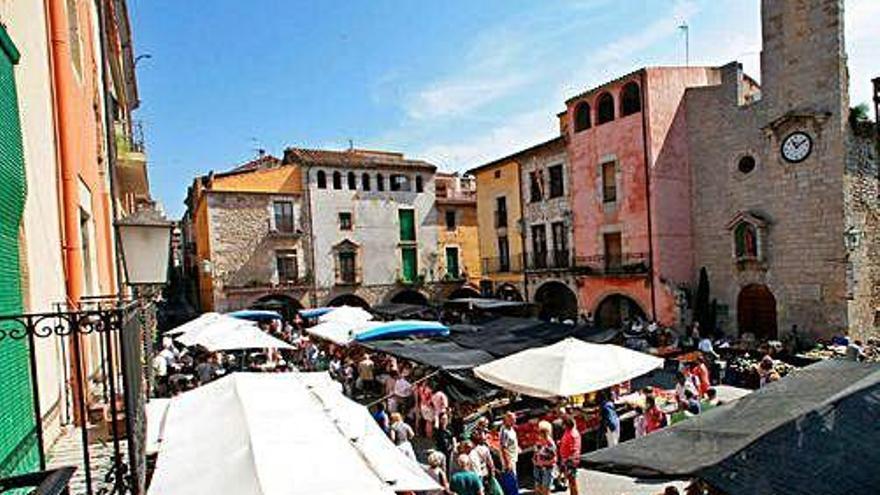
[780,131,812,163]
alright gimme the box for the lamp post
[115,208,173,287]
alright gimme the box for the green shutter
[0,25,37,478]
[401,247,417,282]
[398,209,415,242]
[446,247,459,279]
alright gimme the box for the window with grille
[338,251,357,284]
[529,171,543,202]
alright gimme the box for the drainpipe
[516,160,528,302]
[47,0,84,308]
[94,0,125,298]
[639,70,657,321]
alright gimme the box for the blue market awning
[354,321,449,343]
[298,307,334,319]
[228,310,282,322]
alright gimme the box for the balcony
[526,249,571,271]
[573,252,650,276]
[482,255,523,274]
[226,273,313,291]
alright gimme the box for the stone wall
[206,192,308,312]
[845,124,880,341]
[687,0,850,341]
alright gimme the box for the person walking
[469,429,500,495]
[426,450,451,495]
[532,421,556,495]
[450,455,484,495]
[390,412,417,460]
[559,416,582,495]
[497,412,520,495]
[599,391,620,447]
[434,412,457,477]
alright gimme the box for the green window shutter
[445,247,459,279]
[398,209,415,242]
[0,25,37,478]
[401,247,417,282]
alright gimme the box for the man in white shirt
[498,412,520,495]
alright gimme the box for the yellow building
[184,155,310,314]
[467,158,525,301]
[434,173,482,296]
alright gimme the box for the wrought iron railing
[0,298,153,495]
[335,267,362,286]
[573,252,650,275]
[526,249,571,270]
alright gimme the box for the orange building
[434,172,482,298]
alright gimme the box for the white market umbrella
[318,305,373,324]
[306,320,383,346]
[174,315,256,347]
[473,338,664,398]
[148,372,438,495]
[183,323,295,352]
[165,312,222,336]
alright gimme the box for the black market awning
[444,298,529,310]
[581,360,880,495]
[371,303,435,320]
[448,317,614,357]
[361,339,495,371]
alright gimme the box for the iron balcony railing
[573,252,650,276]
[526,249,571,271]
[335,267,363,286]
[481,255,523,274]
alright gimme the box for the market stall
[582,360,880,495]
[148,372,439,495]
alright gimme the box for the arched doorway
[251,294,303,321]
[390,289,429,306]
[327,293,371,309]
[448,286,482,300]
[595,294,646,329]
[496,284,523,302]
[737,284,777,340]
[534,282,578,321]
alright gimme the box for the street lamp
[115,208,173,286]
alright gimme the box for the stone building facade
[515,137,581,320]
[284,148,444,308]
[687,0,880,341]
[184,155,312,313]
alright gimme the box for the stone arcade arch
[251,294,303,321]
[327,293,371,309]
[390,289,429,306]
[534,281,578,321]
[595,294,646,329]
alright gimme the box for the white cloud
[407,73,533,120]
[846,0,880,107]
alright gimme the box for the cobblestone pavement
[47,426,126,495]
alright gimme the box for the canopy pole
[366,369,442,408]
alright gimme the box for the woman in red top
[644,395,667,434]
[691,359,711,397]
[558,416,582,495]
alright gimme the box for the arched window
[574,102,591,132]
[376,173,385,191]
[347,171,356,190]
[597,92,615,124]
[415,175,423,193]
[316,170,327,189]
[620,82,641,116]
[361,173,371,191]
[332,171,342,190]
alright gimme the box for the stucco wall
[307,167,439,290]
[437,203,480,283]
[473,161,524,292]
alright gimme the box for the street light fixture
[115,207,173,286]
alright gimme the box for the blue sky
[129,0,879,218]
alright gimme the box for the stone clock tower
[686,0,879,342]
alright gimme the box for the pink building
[562,67,717,328]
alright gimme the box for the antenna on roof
[250,137,266,158]
[678,22,690,67]
[348,139,354,151]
